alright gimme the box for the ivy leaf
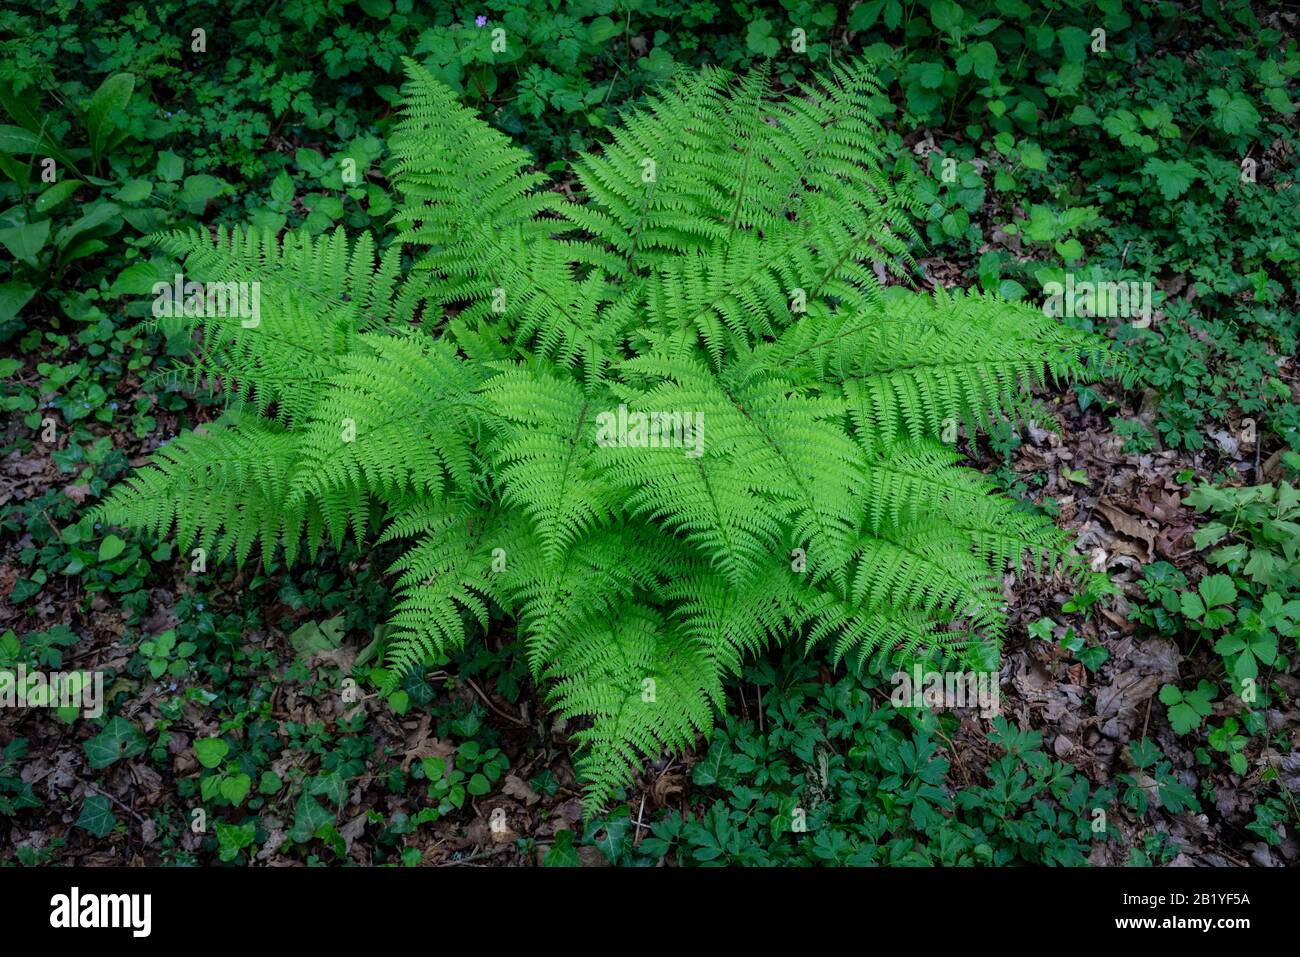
[215,820,257,861]
[290,793,335,843]
[84,717,147,769]
[308,770,347,809]
[588,811,632,862]
[1077,644,1109,673]
[76,794,118,838]
[543,829,581,867]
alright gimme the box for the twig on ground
[464,677,527,727]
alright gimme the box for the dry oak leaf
[501,774,541,806]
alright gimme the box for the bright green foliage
[97,58,1118,814]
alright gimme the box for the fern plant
[97,59,1121,814]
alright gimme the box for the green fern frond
[101,57,1122,819]
[544,605,718,815]
[292,335,485,503]
[93,414,319,568]
[380,501,509,679]
[482,368,617,562]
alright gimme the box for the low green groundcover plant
[580,653,1118,867]
[97,58,1119,813]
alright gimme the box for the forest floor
[4,271,1296,867]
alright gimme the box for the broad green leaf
[0,124,43,155]
[0,220,50,267]
[195,736,230,769]
[178,174,228,214]
[1056,26,1088,62]
[1143,158,1198,201]
[54,202,121,251]
[86,73,135,165]
[1214,632,1246,656]
[269,170,294,205]
[114,179,153,203]
[34,180,84,214]
[1198,573,1237,609]
[1192,522,1229,550]
[220,772,252,806]
[588,16,623,43]
[1207,87,1260,135]
[0,281,35,325]
[288,616,344,655]
[97,534,126,562]
[156,150,184,181]
[930,0,964,34]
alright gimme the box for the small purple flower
[475,15,487,27]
